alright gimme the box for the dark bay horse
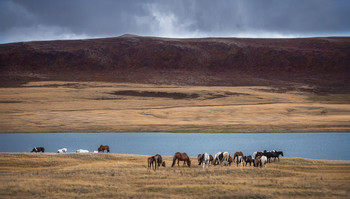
[98,145,110,153]
[172,152,191,167]
[148,154,166,171]
[31,147,45,153]
[155,154,166,168]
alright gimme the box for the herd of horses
[30,145,283,171]
[147,150,284,171]
[30,145,110,153]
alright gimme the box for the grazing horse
[254,156,261,167]
[98,145,110,153]
[263,150,273,163]
[243,155,254,166]
[209,155,214,165]
[147,154,165,171]
[236,156,244,167]
[214,152,230,166]
[57,148,67,153]
[233,152,244,162]
[147,156,155,171]
[31,147,45,153]
[253,151,263,159]
[76,149,89,153]
[214,152,223,165]
[172,152,191,167]
[271,151,284,161]
[197,153,210,169]
[228,155,233,166]
[154,154,166,168]
[261,156,268,167]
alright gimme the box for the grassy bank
[0,153,349,198]
[0,81,350,133]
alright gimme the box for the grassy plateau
[0,81,349,133]
[0,153,349,198]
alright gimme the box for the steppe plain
[1,153,350,198]
[0,81,349,133]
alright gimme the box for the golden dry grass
[0,81,349,133]
[0,153,349,198]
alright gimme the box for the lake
[0,133,349,160]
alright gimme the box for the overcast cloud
[0,0,350,43]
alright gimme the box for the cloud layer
[1,0,350,43]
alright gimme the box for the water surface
[0,133,349,160]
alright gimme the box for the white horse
[57,148,67,153]
[237,155,244,167]
[222,152,229,163]
[261,156,268,167]
[214,152,230,166]
[76,149,89,153]
[214,152,222,165]
[198,153,210,169]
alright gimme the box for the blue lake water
[0,133,349,160]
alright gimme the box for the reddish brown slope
[0,36,349,89]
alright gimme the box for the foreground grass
[0,153,349,198]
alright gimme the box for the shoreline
[1,152,350,162]
[1,130,350,134]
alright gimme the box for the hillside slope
[1,36,349,89]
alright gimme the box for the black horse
[243,155,254,166]
[270,151,284,162]
[155,154,166,167]
[31,147,45,153]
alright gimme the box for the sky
[1,0,350,44]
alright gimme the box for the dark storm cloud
[1,0,350,43]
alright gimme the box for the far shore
[1,81,349,133]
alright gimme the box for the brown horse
[233,151,244,162]
[98,145,110,153]
[147,154,165,171]
[209,155,214,165]
[172,152,191,167]
[254,156,262,167]
[228,155,233,166]
[147,156,155,171]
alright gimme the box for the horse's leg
[148,160,151,171]
[171,158,176,167]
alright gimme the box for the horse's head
[197,154,202,165]
[280,151,284,156]
[187,159,191,167]
[162,161,166,167]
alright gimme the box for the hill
[1,35,350,91]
